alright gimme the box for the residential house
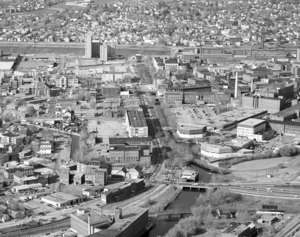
[39,141,52,155]
[0,132,25,146]
[127,166,142,180]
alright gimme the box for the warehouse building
[269,103,300,122]
[237,118,266,141]
[41,192,84,208]
[241,95,285,113]
[125,110,148,138]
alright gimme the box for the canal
[143,190,202,237]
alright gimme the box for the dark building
[242,95,285,113]
[268,120,300,136]
[165,84,211,104]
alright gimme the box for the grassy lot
[231,156,300,183]
[232,157,290,171]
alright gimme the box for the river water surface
[143,190,202,237]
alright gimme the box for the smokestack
[115,207,122,221]
[297,48,300,62]
[234,71,238,98]
[88,214,91,236]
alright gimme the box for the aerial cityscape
[1,0,300,237]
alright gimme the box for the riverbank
[143,190,201,237]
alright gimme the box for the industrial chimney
[114,207,123,221]
[88,214,93,236]
[234,71,238,98]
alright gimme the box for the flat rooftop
[102,206,148,232]
[126,110,147,127]
[109,137,152,145]
[42,192,79,204]
[104,179,144,191]
[73,210,112,227]
[238,118,265,127]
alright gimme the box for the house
[10,210,25,219]
[127,166,142,180]
[0,132,25,146]
[111,166,127,178]
[257,215,280,226]
[39,141,52,155]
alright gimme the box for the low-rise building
[11,183,42,193]
[71,210,113,236]
[90,207,149,237]
[177,124,207,139]
[41,192,84,208]
[100,180,145,204]
[3,166,34,179]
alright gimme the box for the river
[143,163,212,237]
[143,190,202,237]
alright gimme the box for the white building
[177,124,207,139]
[125,110,148,138]
[11,183,42,193]
[39,141,52,155]
[237,118,266,141]
[41,192,83,208]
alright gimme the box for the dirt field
[87,118,127,137]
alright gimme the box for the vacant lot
[88,118,127,137]
[231,156,300,184]
[232,157,290,171]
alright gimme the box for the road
[0,218,70,237]
[275,215,300,237]
[0,206,75,230]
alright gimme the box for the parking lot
[87,118,127,137]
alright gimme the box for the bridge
[150,210,191,220]
[177,182,212,192]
